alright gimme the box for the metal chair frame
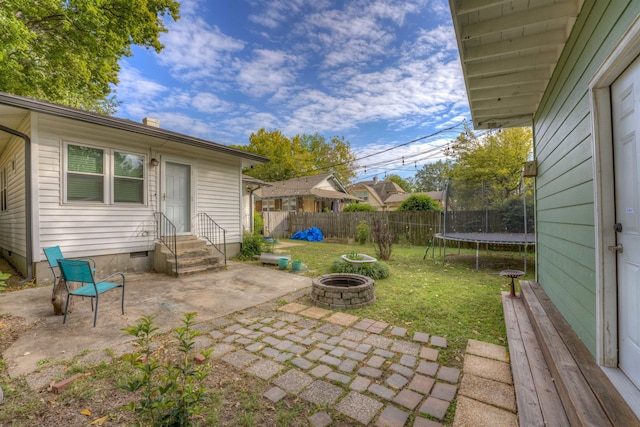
[43,246,96,297]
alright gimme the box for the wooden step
[502,292,569,426]
[518,280,639,426]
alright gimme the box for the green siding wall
[534,0,639,356]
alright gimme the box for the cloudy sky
[114,0,469,180]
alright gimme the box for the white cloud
[234,49,304,97]
[191,92,233,114]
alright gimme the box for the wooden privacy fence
[280,211,444,246]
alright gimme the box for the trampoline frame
[433,232,535,272]
[434,174,535,272]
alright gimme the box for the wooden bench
[503,280,639,426]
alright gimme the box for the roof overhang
[449,0,583,129]
[0,92,269,166]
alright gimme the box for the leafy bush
[121,313,212,426]
[397,194,441,211]
[343,203,376,212]
[330,259,390,279]
[371,217,394,260]
[0,270,11,291]
[356,220,370,244]
[238,232,264,260]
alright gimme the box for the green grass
[265,240,534,366]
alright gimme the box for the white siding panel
[0,136,27,256]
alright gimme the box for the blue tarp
[291,227,323,242]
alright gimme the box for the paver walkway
[204,301,458,426]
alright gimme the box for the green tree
[1,0,180,114]
[414,159,452,192]
[343,202,377,212]
[397,194,441,211]
[447,126,532,200]
[234,128,357,183]
[387,174,411,192]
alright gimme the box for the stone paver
[466,339,508,361]
[317,323,344,335]
[407,374,434,395]
[416,360,439,376]
[358,366,383,378]
[399,354,417,367]
[292,357,314,370]
[300,380,344,405]
[391,340,421,355]
[308,411,333,427]
[386,373,409,390]
[221,350,259,368]
[437,366,460,384]
[341,328,369,341]
[353,318,376,330]
[309,364,332,378]
[393,388,424,410]
[278,302,308,313]
[413,417,442,427]
[350,376,371,391]
[263,386,287,402]
[420,346,439,361]
[367,355,386,368]
[430,336,447,348]
[327,371,351,384]
[453,395,518,427]
[376,405,409,427]
[413,332,430,343]
[369,383,396,400]
[365,334,394,349]
[459,374,516,412]
[299,306,332,319]
[418,397,449,420]
[463,354,512,384]
[336,391,384,425]
[390,363,414,378]
[273,369,314,394]
[326,312,359,326]
[431,382,457,402]
[391,326,407,337]
[246,359,284,380]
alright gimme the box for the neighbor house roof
[448,0,581,129]
[255,172,360,201]
[0,92,269,165]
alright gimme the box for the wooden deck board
[503,293,570,427]
[527,281,640,426]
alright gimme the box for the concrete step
[174,263,224,277]
[167,254,221,269]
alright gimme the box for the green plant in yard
[238,232,264,260]
[344,202,376,212]
[0,271,11,290]
[121,313,212,426]
[356,220,370,244]
[344,250,363,260]
[331,258,390,279]
[371,217,394,260]
[253,212,264,235]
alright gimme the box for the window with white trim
[65,143,145,204]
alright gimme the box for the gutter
[0,124,33,284]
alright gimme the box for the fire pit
[310,273,375,309]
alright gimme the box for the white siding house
[0,93,267,283]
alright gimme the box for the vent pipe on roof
[142,117,160,127]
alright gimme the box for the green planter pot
[278,258,289,270]
[291,260,303,271]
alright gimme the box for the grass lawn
[268,240,534,367]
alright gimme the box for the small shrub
[356,220,370,244]
[343,203,376,212]
[121,313,212,427]
[330,259,390,279]
[0,270,10,291]
[371,218,394,260]
[238,233,264,260]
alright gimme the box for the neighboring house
[347,177,444,210]
[254,172,360,213]
[0,93,268,283]
[449,0,640,412]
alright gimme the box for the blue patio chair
[43,246,96,296]
[57,259,125,327]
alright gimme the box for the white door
[612,55,640,388]
[165,162,191,233]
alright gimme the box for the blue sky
[114,0,469,180]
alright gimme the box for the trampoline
[432,175,535,272]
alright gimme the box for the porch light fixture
[150,157,160,167]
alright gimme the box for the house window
[282,197,297,212]
[65,143,145,204]
[0,168,7,211]
[261,199,275,212]
[356,191,369,201]
[114,152,144,203]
